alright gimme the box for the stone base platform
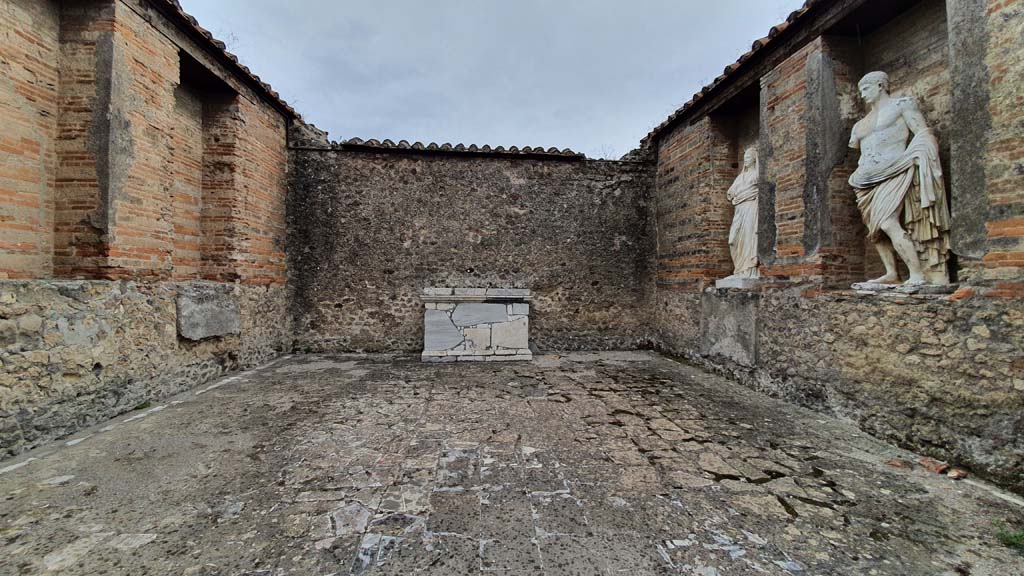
[715,275,761,290]
[421,350,533,363]
[851,281,957,295]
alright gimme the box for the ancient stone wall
[655,288,1024,492]
[649,0,1024,491]
[2,0,1022,495]
[0,279,291,456]
[0,1,294,455]
[288,146,656,352]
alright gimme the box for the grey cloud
[180,0,803,158]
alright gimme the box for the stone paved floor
[1,352,1023,575]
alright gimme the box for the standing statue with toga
[849,71,951,288]
[717,146,760,288]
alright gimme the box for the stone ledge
[715,276,762,290]
[421,287,531,303]
[422,352,533,363]
[423,348,531,358]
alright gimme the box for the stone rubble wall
[655,287,1024,493]
[0,280,292,457]
[287,148,657,353]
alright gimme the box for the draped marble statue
[849,71,950,288]
[717,146,760,288]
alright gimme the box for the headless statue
[849,71,951,287]
[723,146,759,281]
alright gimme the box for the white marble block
[421,288,532,363]
[492,317,529,349]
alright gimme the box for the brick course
[980,0,1024,282]
[654,116,733,292]
[2,0,290,284]
[0,0,293,458]
[0,0,60,279]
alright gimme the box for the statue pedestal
[851,281,900,292]
[715,276,761,290]
[851,282,956,295]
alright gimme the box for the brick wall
[199,95,239,281]
[653,117,733,292]
[859,0,951,280]
[816,37,864,285]
[53,0,115,277]
[713,0,953,286]
[0,0,294,458]
[0,0,59,279]
[103,0,178,277]
[230,97,288,285]
[980,0,1024,290]
[170,82,204,279]
[760,39,818,276]
[2,0,291,284]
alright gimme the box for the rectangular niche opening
[708,83,761,283]
[824,0,952,285]
[173,51,240,282]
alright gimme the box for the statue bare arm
[898,97,930,135]
[848,119,863,150]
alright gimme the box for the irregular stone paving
[1,352,1022,575]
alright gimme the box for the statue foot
[893,277,928,294]
[866,274,900,284]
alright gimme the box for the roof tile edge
[335,138,586,159]
[156,0,299,119]
[641,0,821,145]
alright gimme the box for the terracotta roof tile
[156,0,298,119]
[335,138,584,158]
[642,0,821,144]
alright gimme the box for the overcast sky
[178,0,804,159]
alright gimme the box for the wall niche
[709,86,761,284]
[819,0,952,286]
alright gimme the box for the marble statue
[718,146,760,287]
[849,71,950,288]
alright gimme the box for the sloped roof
[335,138,584,158]
[154,0,299,118]
[642,0,822,144]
